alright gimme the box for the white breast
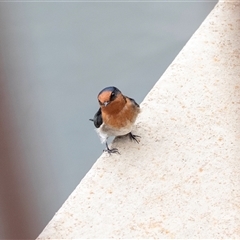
[96,121,133,143]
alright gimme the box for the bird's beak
[103,101,109,107]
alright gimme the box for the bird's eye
[110,91,116,101]
[110,91,117,101]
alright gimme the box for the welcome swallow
[90,86,140,154]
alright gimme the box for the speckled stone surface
[38,1,240,239]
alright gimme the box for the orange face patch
[98,91,111,104]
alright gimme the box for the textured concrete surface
[38,1,240,239]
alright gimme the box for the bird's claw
[103,147,120,155]
[104,142,120,154]
[129,132,141,143]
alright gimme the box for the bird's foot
[103,147,120,155]
[104,143,120,155]
[128,132,141,143]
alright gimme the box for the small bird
[90,86,140,154]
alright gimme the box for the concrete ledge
[38,1,240,238]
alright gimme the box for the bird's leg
[128,132,141,143]
[103,142,120,155]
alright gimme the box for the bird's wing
[128,97,140,108]
[91,108,103,128]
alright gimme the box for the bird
[90,86,140,154]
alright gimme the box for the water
[0,2,217,238]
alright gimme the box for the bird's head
[97,86,126,114]
[97,86,122,107]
